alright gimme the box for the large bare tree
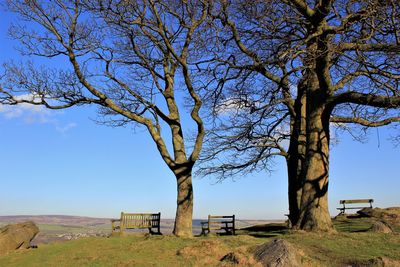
[200,0,400,231]
[1,0,209,237]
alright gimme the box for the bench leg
[200,228,206,236]
[148,227,162,235]
[223,228,235,235]
[200,227,210,236]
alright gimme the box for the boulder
[253,239,304,267]
[220,252,240,264]
[220,250,261,266]
[0,221,39,255]
[358,207,400,227]
[370,221,394,234]
[367,257,400,267]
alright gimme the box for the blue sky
[1,8,399,220]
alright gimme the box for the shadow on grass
[236,223,289,238]
[197,216,378,238]
[332,215,374,233]
[195,223,289,238]
[238,216,375,237]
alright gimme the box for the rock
[358,207,400,227]
[253,239,304,267]
[370,221,394,234]
[220,252,240,264]
[346,257,400,267]
[220,250,261,266]
[367,256,400,267]
[0,221,39,255]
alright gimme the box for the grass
[0,218,399,267]
[284,232,400,266]
[333,216,377,232]
[0,235,257,267]
[36,223,110,232]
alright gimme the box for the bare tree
[1,0,210,237]
[200,0,400,231]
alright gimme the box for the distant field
[0,215,111,226]
[0,215,281,244]
[0,215,112,245]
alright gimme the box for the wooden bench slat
[337,206,370,210]
[340,199,373,204]
[111,212,161,235]
[337,199,374,215]
[201,215,235,236]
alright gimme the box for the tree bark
[287,133,306,227]
[286,86,307,226]
[294,103,334,231]
[172,165,194,237]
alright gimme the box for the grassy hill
[0,215,111,226]
[0,216,399,266]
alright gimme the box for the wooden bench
[111,212,161,234]
[337,199,374,214]
[200,215,235,235]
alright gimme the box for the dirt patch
[220,247,262,266]
[177,239,226,257]
[370,221,394,234]
[177,239,228,265]
[177,239,260,266]
[345,256,400,267]
[368,257,400,267]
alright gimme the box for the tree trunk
[295,105,334,231]
[286,149,303,227]
[287,122,306,226]
[286,84,307,227]
[172,166,194,237]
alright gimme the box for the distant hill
[0,215,281,228]
[0,215,282,235]
[0,215,283,245]
[0,215,111,226]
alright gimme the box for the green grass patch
[1,218,399,267]
[37,223,109,233]
[0,235,196,267]
[332,216,374,232]
[283,232,400,266]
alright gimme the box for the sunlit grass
[0,218,399,267]
[284,232,400,266]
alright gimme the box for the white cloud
[56,122,77,134]
[12,93,43,102]
[0,94,77,134]
[215,97,257,115]
[0,102,52,123]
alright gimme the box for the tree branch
[331,116,400,127]
[339,43,400,53]
[329,92,400,109]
